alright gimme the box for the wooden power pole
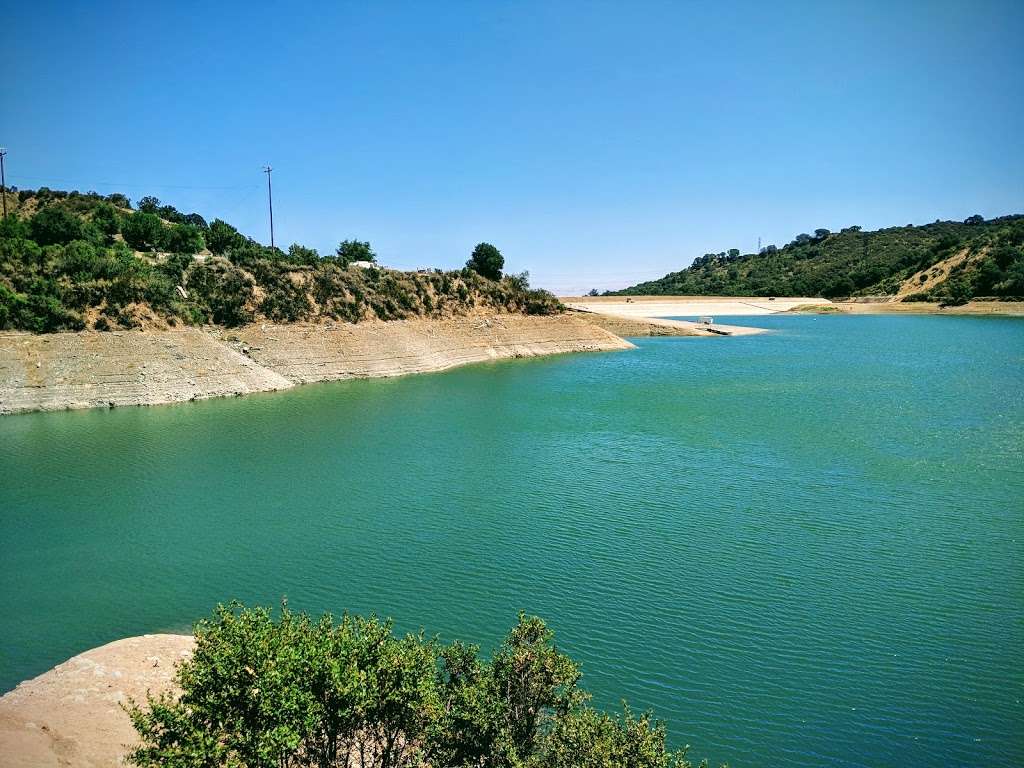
[0,149,7,218]
[263,165,274,249]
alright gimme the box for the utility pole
[263,165,274,248]
[0,149,7,218]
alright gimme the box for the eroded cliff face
[0,314,633,415]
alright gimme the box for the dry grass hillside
[0,189,562,333]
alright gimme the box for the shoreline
[0,314,634,417]
[562,295,1024,317]
[0,634,194,767]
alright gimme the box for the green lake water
[1,314,1022,767]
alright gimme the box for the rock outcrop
[226,314,633,384]
[0,314,633,415]
[0,634,193,768]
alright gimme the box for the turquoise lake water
[1,314,1022,767]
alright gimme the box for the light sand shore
[0,634,194,768]
[562,295,832,318]
[826,300,1024,315]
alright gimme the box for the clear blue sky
[4,1,1022,293]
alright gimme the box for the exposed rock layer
[0,314,633,415]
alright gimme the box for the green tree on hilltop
[206,218,245,255]
[335,239,376,267]
[30,206,100,247]
[121,212,164,251]
[467,242,504,280]
[160,223,205,254]
[137,196,161,214]
[288,243,320,264]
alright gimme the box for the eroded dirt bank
[0,314,634,415]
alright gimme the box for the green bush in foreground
[127,603,711,768]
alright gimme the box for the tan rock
[0,635,193,768]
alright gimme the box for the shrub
[540,705,693,768]
[127,604,704,768]
[184,257,255,326]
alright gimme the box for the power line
[7,175,259,191]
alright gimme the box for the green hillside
[0,188,559,332]
[612,215,1024,302]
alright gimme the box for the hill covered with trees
[612,215,1024,302]
[0,188,560,333]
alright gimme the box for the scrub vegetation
[613,215,1024,303]
[127,603,711,768]
[0,189,560,332]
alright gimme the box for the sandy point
[0,634,193,768]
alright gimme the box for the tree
[587,288,600,296]
[288,243,320,265]
[91,203,121,238]
[29,206,97,246]
[137,196,161,214]
[206,219,244,255]
[184,213,209,230]
[964,214,984,225]
[158,204,185,224]
[160,223,205,254]
[335,239,376,267]
[814,228,831,240]
[467,242,504,280]
[121,213,164,251]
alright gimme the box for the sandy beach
[564,295,1024,318]
[562,295,832,318]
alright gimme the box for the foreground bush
[127,603,710,768]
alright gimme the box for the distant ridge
[611,214,1024,303]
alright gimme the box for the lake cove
[1,315,1021,768]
